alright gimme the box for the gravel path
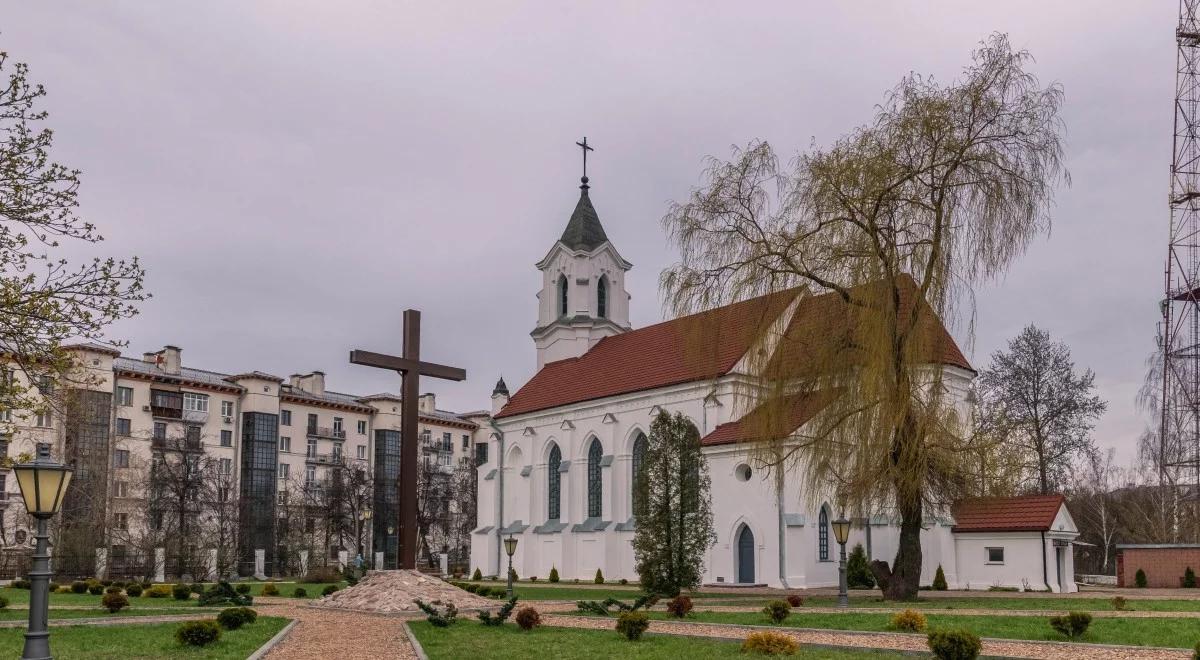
[255,602,417,660]
[541,613,1191,659]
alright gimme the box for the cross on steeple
[575,136,594,186]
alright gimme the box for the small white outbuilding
[949,494,1079,593]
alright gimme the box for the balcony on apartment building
[151,435,204,453]
[306,424,346,440]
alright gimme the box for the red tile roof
[498,277,972,419]
[700,390,841,446]
[951,494,1066,533]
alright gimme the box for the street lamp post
[503,535,518,599]
[14,443,73,660]
[832,513,851,609]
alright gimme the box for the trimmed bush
[548,566,559,583]
[175,620,221,647]
[927,628,981,660]
[261,583,280,596]
[1186,567,1197,588]
[0,596,9,609]
[472,568,483,581]
[665,595,693,618]
[1111,596,1128,611]
[12,579,30,590]
[509,568,518,582]
[762,600,791,624]
[846,544,875,589]
[932,565,948,591]
[56,586,72,594]
[126,584,143,597]
[236,583,252,595]
[190,583,204,594]
[217,607,258,630]
[619,578,628,585]
[321,584,339,596]
[300,566,342,583]
[785,594,803,608]
[144,585,173,599]
[172,584,192,600]
[1194,641,1200,660]
[102,592,129,614]
[104,585,123,594]
[87,581,104,596]
[529,576,538,582]
[70,581,88,594]
[293,587,308,598]
[1135,568,1148,588]
[415,599,458,627]
[478,597,519,626]
[1049,611,1092,639]
[889,609,927,632]
[594,569,604,584]
[198,582,253,607]
[515,606,542,631]
[615,611,649,641]
[741,630,799,656]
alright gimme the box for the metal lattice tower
[1161,0,1200,540]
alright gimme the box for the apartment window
[0,409,9,423]
[115,418,132,436]
[357,444,366,460]
[305,518,315,533]
[34,412,51,428]
[153,422,167,440]
[114,513,128,530]
[116,386,133,406]
[305,466,315,485]
[277,492,288,505]
[185,425,201,444]
[113,481,128,498]
[279,463,290,480]
[0,436,8,459]
[332,443,343,460]
[220,400,234,417]
[281,409,292,426]
[307,413,318,432]
[437,452,451,467]
[0,474,5,498]
[986,547,1005,564]
[113,449,130,468]
[357,420,367,434]
[442,432,452,452]
[219,457,232,475]
[14,529,26,544]
[218,486,229,502]
[150,511,163,531]
[36,375,53,395]
[306,438,317,458]
[182,392,209,412]
[475,442,489,467]
[462,434,469,451]
[333,417,344,433]
[220,430,232,447]
[280,436,291,453]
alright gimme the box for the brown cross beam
[349,309,466,570]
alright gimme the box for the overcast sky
[3,1,1172,462]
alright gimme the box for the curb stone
[402,621,430,660]
[246,618,299,660]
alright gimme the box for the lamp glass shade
[14,463,72,515]
[831,517,851,545]
[503,536,518,557]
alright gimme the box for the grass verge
[0,615,289,659]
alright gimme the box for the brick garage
[1116,544,1200,587]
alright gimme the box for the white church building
[471,174,1079,593]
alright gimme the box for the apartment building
[0,343,482,578]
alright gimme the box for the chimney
[296,371,326,396]
[491,376,509,416]
[418,393,436,414]
[289,374,302,388]
[160,346,182,375]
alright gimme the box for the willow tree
[660,34,1066,600]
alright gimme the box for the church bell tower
[532,138,632,371]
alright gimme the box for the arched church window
[548,444,561,521]
[818,507,830,561]
[631,433,648,515]
[587,438,602,518]
[557,274,569,318]
[597,276,608,318]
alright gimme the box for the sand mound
[309,569,495,614]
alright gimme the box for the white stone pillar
[374,551,384,570]
[337,550,349,570]
[153,548,165,583]
[298,550,309,577]
[206,549,218,581]
[95,548,107,580]
[439,552,449,576]
[254,549,266,580]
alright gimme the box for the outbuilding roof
[951,494,1066,533]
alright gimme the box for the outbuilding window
[986,547,1005,564]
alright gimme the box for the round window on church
[735,464,752,482]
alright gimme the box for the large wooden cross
[350,309,466,570]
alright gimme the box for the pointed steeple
[492,376,509,397]
[559,176,609,251]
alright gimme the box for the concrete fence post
[254,549,266,580]
[153,547,165,583]
[95,547,107,581]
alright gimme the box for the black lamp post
[503,535,518,599]
[14,443,73,660]
[831,513,851,609]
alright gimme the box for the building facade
[0,344,482,579]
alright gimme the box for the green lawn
[408,620,910,659]
[0,608,218,621]
[702,594,1200,613]
[0,582,343,608]
[617,610,1198,649]
[0,616,289,659]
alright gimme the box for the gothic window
[547,444,561,520]
[631,433,648,515]
[557,274,569,317]
[818,507,830,561]
[587,439,602,519]
[597,276,608,318]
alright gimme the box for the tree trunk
[868,499,923,600]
